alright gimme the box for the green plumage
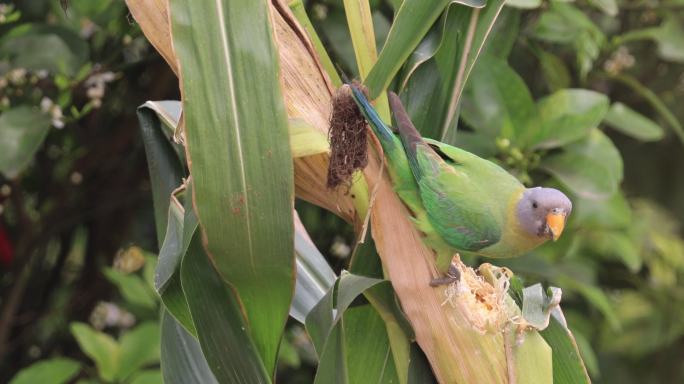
[350,86,544,273]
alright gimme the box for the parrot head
[516,187,572,241]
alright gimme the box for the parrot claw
[429,264,461,287]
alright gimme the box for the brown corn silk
[326,84,369,190]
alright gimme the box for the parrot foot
[429,264,461,287]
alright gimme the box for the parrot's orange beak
[546,211,567,241]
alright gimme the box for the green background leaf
[70,323,119,382]
[604,102,664,142]
[10,358,81,384]
[528,89,609,149]
[0,106,51,178]
[542,130,623,199]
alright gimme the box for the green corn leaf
[509,281,590,384]
[343,0,390,121]
[540,315,591,384]
[307,272,401,384]
[364,281,414,384]
[481,7,520,60]
[407,342,438,383]
[349,234,412,384]
[291,212,336,323]
[137,101,186,244]
[506,0,541,9]
[180,230,270,383]
[364,0,456,98]
[158,200,197,335]
[509,330,552,383]
[400,0,506,142]
[138,101,195,335]
[138,100,338,333]
[160,310,218,384]
[460,55,536,141]
[169,0,295,374]
[343,305,401,384]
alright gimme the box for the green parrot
[348,85,572,284]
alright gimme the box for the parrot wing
[386,92,503,252]
[415,146,502,251]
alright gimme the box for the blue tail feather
[349,85,397,151]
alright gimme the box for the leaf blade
[160,310,218,384]
[169,0,295,373]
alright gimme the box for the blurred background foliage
[1,0,683,383]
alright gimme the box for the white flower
[8,68,26,84]
[84,71,116,87]
[79,19,98,39]
[70,171,83,185]
[86,81,105,99]
[41,97,65,128]
[330,236,351,259]
[40,97,53,113]
[89,302,136,330]
[52,118,65,129]
[85,71,116,106]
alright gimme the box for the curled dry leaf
[126,0,357,223]
[125,0,178,75]
[271,1,357,223]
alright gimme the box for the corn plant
[122,0,678,382]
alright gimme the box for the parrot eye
[532,202,538,209]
